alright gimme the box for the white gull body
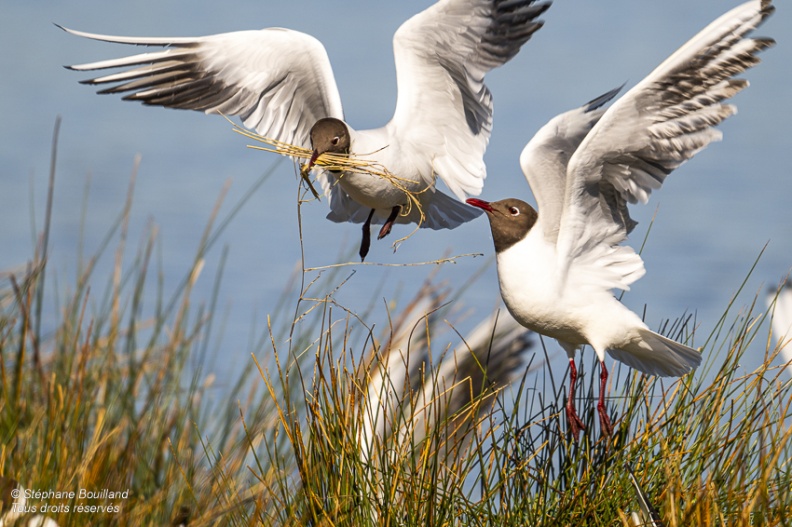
[361,288,533,466]
[497,220,651,357]
[767,280,792,377]
[468,0,775,438]
[59,0,551,256]
[357,287,533,519]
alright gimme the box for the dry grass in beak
[231,123,430,243]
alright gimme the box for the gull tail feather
[405,189,483,230]
[608,329,702,377]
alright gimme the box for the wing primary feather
[85,61,193,86]
[556,0,775,293]
[68,49,198,72]
[584,85,623,113]
[95,69,195,95]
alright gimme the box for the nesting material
[232,124,429,229]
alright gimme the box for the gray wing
[557,0,774,292]
[323,180,481,230]
[390,0,551,200]
[410,308,533,456]
[519,87,621,243]
[60,26,344,148]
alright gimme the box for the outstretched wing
[518,87,621,243]
[390,0,551,200]
[557,0,774,292]
[61,26,344,148]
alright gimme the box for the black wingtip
[755,36,777,51]
[584,84,625,113]
[761,0,775,19]
[768,278,792,295]
[624,463,665,527]
[56,23,78,70]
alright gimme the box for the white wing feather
[519,88,620,243]
[557,0,774,292]
[60,25,344,148]
[390,0,550,200]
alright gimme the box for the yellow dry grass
[231,124,431,245]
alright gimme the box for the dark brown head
[308,117,350,169]
[466,198,538,253]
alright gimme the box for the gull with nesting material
[60,0,551,260]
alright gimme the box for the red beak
[466,198,493,212]
[307,149,321,170]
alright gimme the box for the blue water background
[1,1,790,389]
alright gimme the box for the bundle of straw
[232,124,429,230]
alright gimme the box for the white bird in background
[467,0,774,439]
[59,0,552,261]
[361,284,534,468]
[767,279,792,377]
[0,477,60,527]
[624,463,665,527]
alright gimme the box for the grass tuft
[2,127,790,525]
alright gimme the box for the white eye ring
[509,206,520,216]
[331,136,340,145]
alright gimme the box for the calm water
[2,0,791,386]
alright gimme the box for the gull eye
[331,136,340,146]
[509,206,520,216]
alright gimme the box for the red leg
[377,206,400,240]
[566,358,586,441]
[597,361,614,437]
